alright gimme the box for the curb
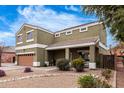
[0,74,60,83]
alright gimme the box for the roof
[3,46,15,53]
[16,21,103,35]
[55,21,103,33]
[16,23,54,35]
[46,37,99,50]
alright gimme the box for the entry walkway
[116,61,124,88]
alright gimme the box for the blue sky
[0,5,117,47]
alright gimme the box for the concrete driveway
[0,63,26,71]
[0,63,57,71]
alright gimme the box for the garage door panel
[18,54,34,66]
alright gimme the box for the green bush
[101,69,112,80]
[56,58,70,71]
[78,74,95,88]
[71,57,84,72]
[78,74,111,88]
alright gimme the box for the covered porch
[45,37,99,66]
[46,46,99,66]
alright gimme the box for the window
[80,27,87,32]
[27,32,33,40]
[17,34,23,44]
[26,31,34,42]
[66,31,72,35]
[55,33,60,37]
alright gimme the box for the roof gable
[16,23,54,35]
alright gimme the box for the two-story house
[15,21,108,67]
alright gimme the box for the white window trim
[54,22,102,34]
[79,27,88,32]
[26,39,34,42]
[99,42,109,50]
[16,51,35,55]
[17,42,23,45]
[26,29,34,33]
[15,44,48,50]
[16,24,54,35]
[66,30,72,35]
[46,42,96,50]
[17,33,22,36]
[55,33,60,37]
[17,34,23,44]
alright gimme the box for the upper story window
[55,33,60,37]
[17,34,23,44]
[66,30,72,35]
[80,27,88,32]
[26,30,34,42]
[27,32,33,40]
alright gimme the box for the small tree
[0,42,5,67]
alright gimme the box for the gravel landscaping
[0,67,115,88]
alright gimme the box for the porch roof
[46,37,99,50]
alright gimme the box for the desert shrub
[56,58,70,71]
[0,70,6,77]
[101,69,112,80]
[24,67,33,73]
[78,74,111,88]
[71,57,84,72]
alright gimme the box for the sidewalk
[116,62,124,88]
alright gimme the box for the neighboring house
[15,21,108,66]
[112,43,124,62]
[2,46,15,63]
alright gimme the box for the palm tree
[81,5,124,42]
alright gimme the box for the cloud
[2,5,97,46]
[10,5,96,32]
[0,31,14,39]
[0,31,15,45]
[106,29,118,47]
[65,5,79,12]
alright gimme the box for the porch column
[89,45,95,62]
[45,50,48,61]
[65,48,69,60]
[15,55,18,65]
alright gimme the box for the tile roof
[55,21,101,33]
[47,37,98,50]
[3,46,15,53]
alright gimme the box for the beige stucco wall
[37,29,54,45]
[54,24,106,43]
[15,23,107,66]
[16,25,54,66]
[48,49,65,62]
[98,24,106,45]
[16,26,37,47]
[36,48,45,66]
[99,46,109,55]
[89,45,95,62]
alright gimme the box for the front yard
[0,67,115,88]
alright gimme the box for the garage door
[18,54,34,66]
